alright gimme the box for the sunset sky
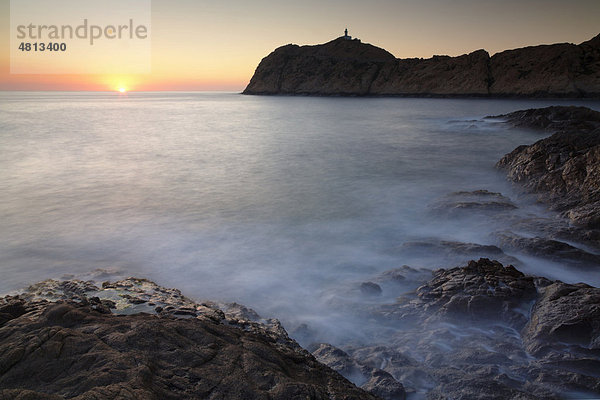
[1,0,599,92]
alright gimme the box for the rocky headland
[243,34,600,97]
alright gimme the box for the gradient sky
[1,0,599,91]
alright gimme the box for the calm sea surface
[1,92,599,337]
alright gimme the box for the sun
[118,87,126,93]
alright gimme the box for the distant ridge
[243,33,600,97]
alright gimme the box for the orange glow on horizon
[1,0,598,92]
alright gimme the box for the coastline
[241,92,600,99]
[2,105,600,399]
[243,34,600,98]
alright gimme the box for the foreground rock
[0,281,377,400]
[244,33,600,97]
[311,343,406,400]
[335,259,600,399]
[523,281,600,357]
[496,106,600,229]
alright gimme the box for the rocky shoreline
[2,259,599,400]
[0,279,378,400]
[495,106,600,230]
[2,106,600,399]
[243,34,600,97]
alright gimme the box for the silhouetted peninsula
[244,32,600,97]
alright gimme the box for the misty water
[1,92,600,346]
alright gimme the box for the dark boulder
[522,281,600,357]
[380,258,537,328]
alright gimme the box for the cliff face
[243,34,600,97]
[370,50,491,95]
[490,35,600,96]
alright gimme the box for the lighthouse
[343,28,352,40]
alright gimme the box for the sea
[1,91,599,344]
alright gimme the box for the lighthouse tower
[343,28,352,40]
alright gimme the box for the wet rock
[495,232,600,267]
[87,296,112,314]
[57,280,99,296]
[379,258,537,328]
[0,301,377,400]
[361,370,406,400]
[312,343,366,381]
[523,281,600,357]
[392,235,522,271]
[417,258,537,326]
[496,106,600,229]
[347,346,432,397]
[489,106,600,133]
[346,259,600,399]
[221,302,262,322]
[399,240,504,258]
[430,190,517,217]
[396,239,521,267]
[120,293,147,304]
[426,372,544,400]
[372,266,433,290]
[375,267,408,283]
[311,343,406,400]
[360,282,382,297]
[506,216,600,249]
[22,278,202,316]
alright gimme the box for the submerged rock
[429,190,518,217]
[371,265,433,289]
[311,343,406,400]
[396,238,520,268]
[360,282,383,297]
